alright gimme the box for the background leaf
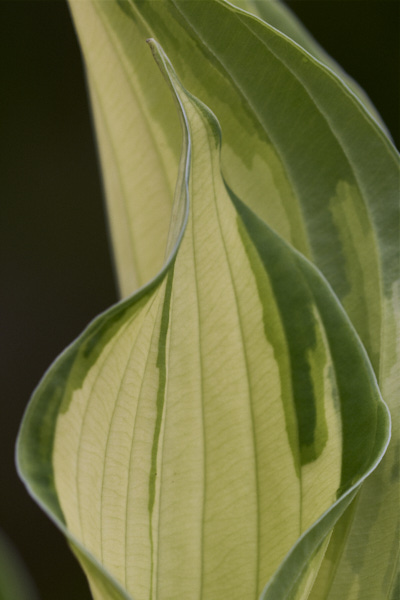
[0,530,38,600]
[232,0,390,132]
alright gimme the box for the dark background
[1,2,398,598]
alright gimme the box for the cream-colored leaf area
[329,181,381,372]
[301,307,342,532]
[69,1,181,295]
[54,287,166,582]
[221,139,311,260]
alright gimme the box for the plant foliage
[17,1,399,599]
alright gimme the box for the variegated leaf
[17,40,390,600]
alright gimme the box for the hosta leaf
[66,1,399,597]
[17,40,390,600]
[67,0,181,297]
[0,531,38,600]
[232,0,389,131]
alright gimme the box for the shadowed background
[1,1,398,598]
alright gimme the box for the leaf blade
[17,38,391,599]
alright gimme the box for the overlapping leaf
[17,38,390,600]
